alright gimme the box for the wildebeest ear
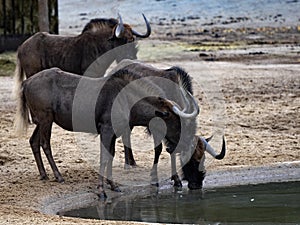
[155,111,169,118]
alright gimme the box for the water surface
[59,0,300,34]
[61,181,300,224]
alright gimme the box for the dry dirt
[2,1,300,223]
[0,52,299,224]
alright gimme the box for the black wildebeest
[108,60,226,189]
[114,61,194,166]
[183,135,226,189]
[14,67,199,198]
[14,14,151,81]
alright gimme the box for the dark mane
[109,69,141,82]
[108,69,166,97]
[82,18,118,33]
[165,66,193,95]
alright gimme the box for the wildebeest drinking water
[14,67,199,198]
[14,14,151,81]
[108,60,226,189]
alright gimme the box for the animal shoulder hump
[81,18,118,34]
[34,31,50,39]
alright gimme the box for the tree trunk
[38,0,49,32]
[2,0,7,36]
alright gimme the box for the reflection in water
[62,182,300,224]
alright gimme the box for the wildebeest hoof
[173,180,182,188]
[173,182,183,192]
[151,182,159,187]
[188,182,202,190]
[171,174,182,188]
[98,192,107,200]
[56,177,65,183]
[107,180,120,192]
[124,164,131,169]
[40,175,49,181]
[112,186,121,192]
[174,185,183,192]
[129,160,137,167]
[124,163,137,170]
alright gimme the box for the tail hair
[12,55,25,100]
[14,84,29,135]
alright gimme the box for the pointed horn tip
[117,13,122,20]
[215,136,226,160]
[205,135,213,143]
[132,14,151,38]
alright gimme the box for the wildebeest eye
[155,111,169,118]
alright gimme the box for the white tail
[12,56,25,100]
[13,80,29,135]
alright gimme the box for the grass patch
[0,51,16,77]
[137,40,187,61]
[137,40,248,62]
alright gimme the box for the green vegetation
[137,40,247,62]
[0,51,16,77]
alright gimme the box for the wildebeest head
[82,14,151,43]
[182,136,226,190]
[114,14,151,41]
[82,14,150,63]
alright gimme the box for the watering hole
[59,181,300,224]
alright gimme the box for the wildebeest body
[19,31,127,77]
[24,69,79,131]
[15,67,198,197]
[15,15,151,83]
[111,61,226,189]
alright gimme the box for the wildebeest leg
[122,126,137,169]
[150,143,162,187]
[124,145,136,169]
[98,128,117,199]
[170,153,182,188]
[98,149,107,199]
[29,125,48,180]
[106,136,120,192]
[40,122,64,183]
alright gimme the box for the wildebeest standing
[109,61,226,189]
[14,14,151,87]
[118,61,194,167]
[14,67,199,198]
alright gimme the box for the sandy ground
[1,5,300,223]
[0,55,299,223]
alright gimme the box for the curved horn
[215,136,226,160]
[172,91,199,118]
[132,14,151,38]
[115,13,125,38]
[204,136,226,160]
